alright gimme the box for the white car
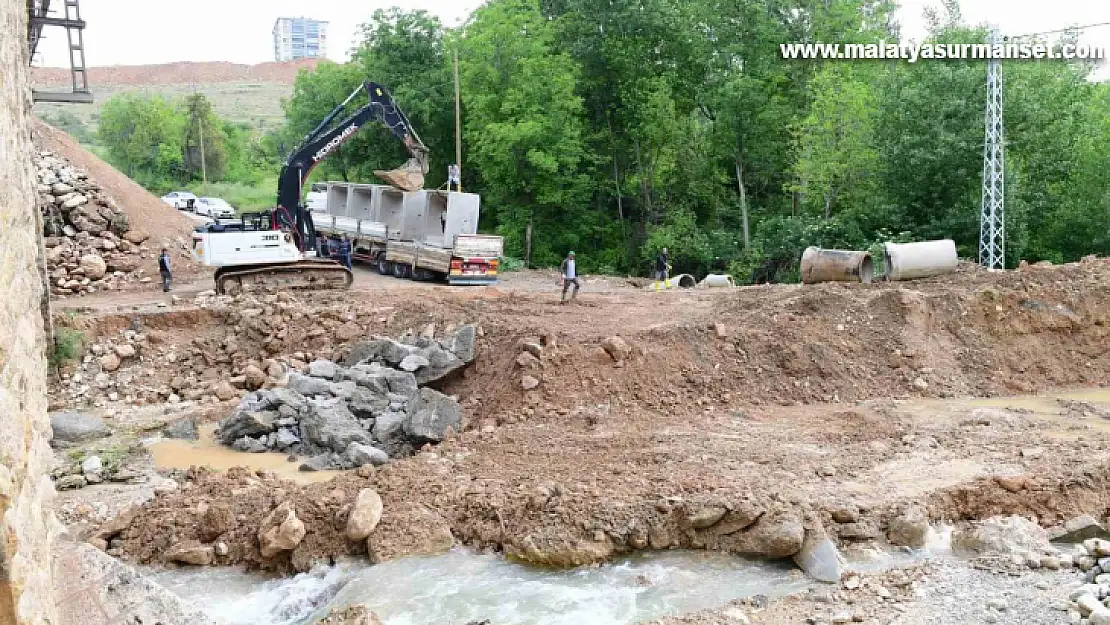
[194,197,237,219]
[161,191,198,210]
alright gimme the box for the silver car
[194,197,236,219]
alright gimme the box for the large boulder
[79,254,108,280]
[346,488,385,541]
[307,359,339,380]
[163,417,198,441]
[793,526,843,583]
[366,503,455,564]
[887,504,929,548]
[404,388,461,443]
[344,338,416,367]
[258,502,307,558]
[413,344,465,385]
[165,541,215,566]
[446,324,478,363]
[216,410,277,444]
[287,372,337,398]
[106,255,143,274]
[346,443,389,468]
[703,511,805,559]
[347,388,389,419]
[50,412,111,447]
[952,516,1052,557]
[299,399,373,454]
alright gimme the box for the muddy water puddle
[901,386,1110,428]
[147,424,340,485]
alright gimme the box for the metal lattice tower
[979,28,1005,270]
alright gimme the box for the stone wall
[0,0,59,622]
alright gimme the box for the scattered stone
[521,375,540,390]
[1051,515,1110,543]
[346,488,385,541]
[258,502,307,558]
[688,507,728,529]
[56,475,88,490]
[601,336,632,362]
[163,417,198,441]
[912,377,928,391]
[793,527,843,583]
[887,504,929,548]
[953,516,1052,557]
[308,359,339,380]
[313,604,383,625]
[214,381,238,402]
[79,254,108,280]
[242,365,268,391]
[81,455,103,475]
[398,354,430,372]
[346,442,389,467]
[830,506,860,524]
[165,541,214,566]
[404,388,461,443]
[99,352,122,372]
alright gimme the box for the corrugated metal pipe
[800,247,874,284]
[883,240,958,281]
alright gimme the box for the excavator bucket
[374,155,428,192]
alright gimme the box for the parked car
[161,191,198,210]
[194,197,236,219]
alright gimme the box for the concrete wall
[0,0,58,622]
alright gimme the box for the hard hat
[568,251,575,256]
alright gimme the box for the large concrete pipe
[883,240,958,281]
[700,274,736,288]
[800,247,874,284]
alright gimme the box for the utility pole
[198,116,208,191]
[454,47,463,193]
[979,27,1005,270]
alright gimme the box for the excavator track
[214,260,354,295]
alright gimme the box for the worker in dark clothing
[339,236,353,270]
[654,247,670,282]
[158,248,172,292]
[560,251,580,304]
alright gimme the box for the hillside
[31,60,325,131]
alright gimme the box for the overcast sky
[33,0,1109,72]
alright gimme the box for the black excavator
[192,81,429,294]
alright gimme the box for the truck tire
[392,262,411,279]
[377,256,392,276]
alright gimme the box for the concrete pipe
[700,274,736,288]
[800,247,874,284]
[883,240,958,281]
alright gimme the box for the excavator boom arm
[274,81,429,252]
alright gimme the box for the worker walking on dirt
[560,251,580,304]
[654,248,670,282]
[158,248,173,292]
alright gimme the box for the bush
[500,256,526,272]
[50,327,85,372]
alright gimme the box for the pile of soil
[31,59,322,87]
[32,119,202,286]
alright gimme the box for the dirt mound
[31,119,201,285]
[31,59,323,87]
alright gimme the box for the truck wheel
[377,256,392,276]
[392,262,410,279]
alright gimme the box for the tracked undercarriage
[213,260,354,295]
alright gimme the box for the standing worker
[340,236,353,270]
[654,247,670,282]
[158,248,173,292]
[560,251,580,304]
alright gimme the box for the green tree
[182,93,228,183]
[97,93,185,188]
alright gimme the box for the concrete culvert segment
[801,247,873,284]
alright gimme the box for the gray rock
[345,442,390,467]
[57,475,88,490]
[414,344,465,385]
[51,411,111,447]
[217,410,277,444]
[327,380,359,399]
[267,387,308,412]
[348,388,390,419]
[1052,515,1110,543]
[793,528,843,583]
[231,437,269,453]
[287,372,336,397]
[163,417,198,441]
[380,367,418,398]
[81,456,103,475]
[344,338,416,367]
[373,411,407,443]
[307,359,339,380]
[274,428,300,450]
[339,365,391,395]
[953,516,1052,557]
[399,354,431,372]
[299,453,350,472]
[404,388,462,443]
[448,324,478,363]
[299,399,373,454]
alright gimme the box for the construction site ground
[52,258,1110,624]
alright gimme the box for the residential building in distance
[273,17,328,62]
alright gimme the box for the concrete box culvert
[883,240,958,281]
[800,247,874,284]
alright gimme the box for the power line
[1008,21,1110,40]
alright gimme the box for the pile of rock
[216,325,477,469]
[1065,537,1110,624]
[35,150,154,296]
